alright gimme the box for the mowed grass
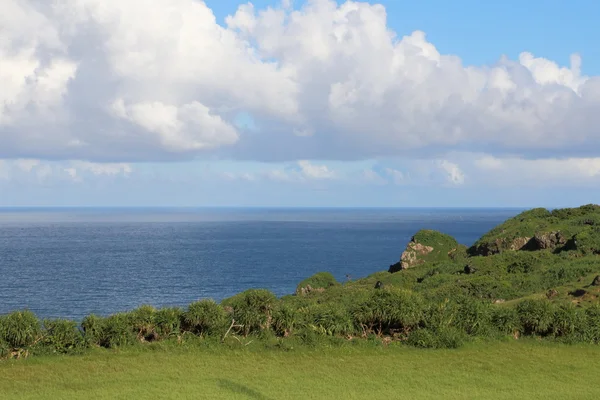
[1,340,599,400]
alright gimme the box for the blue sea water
[0,208,522,320]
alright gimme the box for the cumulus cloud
[1,0,599,166]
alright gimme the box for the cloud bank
[1,0,599,164]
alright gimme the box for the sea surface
[0,208,522,320]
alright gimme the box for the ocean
[0,208,521,320]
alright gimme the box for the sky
[1,0,599,207]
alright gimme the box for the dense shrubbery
[2,205,600,360]
[3,285,600,360]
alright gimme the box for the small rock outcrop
[296,285,325,296]
[592,275,600,286]
[470,237,531,256]
[534,231,567,250]
[546,289,559,299]
[401,241,434,268]
[374,281,384,289]
[388,230,460,273]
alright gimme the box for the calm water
[0,208,521,320]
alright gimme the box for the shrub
[272,304,299,337]
[81,314,105,346]
[550,303,587,341]
[155,307,183,338]
[101,313,136,348]
[454,299,493,336]
[491,306,521,335]
[183,300,227,336]
[42,319,84,353]
[351,288,423,336]
[222,289,277,336]
[0,311,41,349]
[584,305,600,343]
[517,299,555,336]
[308,304,354,337]
[129,305,158,342]
[422,299,460,332]
[406,327,465,349]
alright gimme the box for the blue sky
[1,0,599,207]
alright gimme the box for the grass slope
[1,341,600,400]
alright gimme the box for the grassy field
[1,340,599,399]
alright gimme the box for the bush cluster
[3,286,600,360]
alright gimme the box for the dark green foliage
[81,314,104,346]
[0,311,41,349]
[296,272,339,293]
[574,228,600,255]
[406,327,465,349]
[491,307,521,335]
[42,319,84,353]
[351,288,423,336]
[550,303,587,340]
[155,307,183,338]
[183,300,227,336]
[101,313,137,348]
[584,305,600,343]
[517,300,555,336]
[129,305,158,342]
[308,304,354,336]
[454,298,493,336]
[272,304,299,337]
[222,289,277,336]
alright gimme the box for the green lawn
[1,340,599,399]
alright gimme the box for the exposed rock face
[534,231,567,250]
[472,237,531,256]
[388,230,459,272]
[401,242,434,268]
[296,285,325,296]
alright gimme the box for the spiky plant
[42,319,84,353]
[129,305,158,342]
[0,310,41,349]
[222,289,277,336]
[309,304,354,337]
[101,313,136,348]
[272,304,299,337]
[155,307,183,338]
[81,314,105,347]
[517,299,555,336]
[183,300,227,336]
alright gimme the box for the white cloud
[0,159,132,183]
[297,160,336,180]
[257,160,338,182]
[472,155,600,187]
[438,160,465,185]
[0,0,599,164]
